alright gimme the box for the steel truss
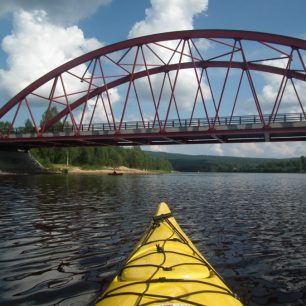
[0,30,305,148]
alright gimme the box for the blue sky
[75,0,306,43]
[0,0,305,158]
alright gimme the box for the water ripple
[0,173,305,305]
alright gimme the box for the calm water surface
[0,173,305,306]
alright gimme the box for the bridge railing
[79,113,306,131]
[1,113,306,136]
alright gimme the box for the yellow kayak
[95,202,243,306]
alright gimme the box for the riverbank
[50,164,170,175]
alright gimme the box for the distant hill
[145,151,302,173]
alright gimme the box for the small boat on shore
[95,202,243,305]
[108,170,123,176]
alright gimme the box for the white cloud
[145,142,306,159]
[0,0,112,25]
[0,8,124,129]
[77,88,121,125]
[145,144,224,157]
[258,57,306,114]
[225,142,306,158]
[128,0,208,37]
[127,0,210,121]
[0,9,102,101]
[145,145,165,153]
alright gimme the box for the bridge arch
[0,30,305,147]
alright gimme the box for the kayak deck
[96,202,243,306]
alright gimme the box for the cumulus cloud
[77,89,121,125]
[225,142,306,158]
[127,0,210,121]
[258,57,306,114]
[146,141,306,159]
[0,9,122,128]
[0,0,111,25]
[129,0,208,37]
[0,9,102,101]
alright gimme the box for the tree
[0,121,11,134]
[24,119,35,132]
[77,148,89,164]
[40,106,62,132]
[300,156,306,172]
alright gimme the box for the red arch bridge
[0,30,306,149]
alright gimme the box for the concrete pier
[0,149,46,174]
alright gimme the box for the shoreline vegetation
[31,146,174,175]
[32,147,306,175]
[147,151,306,173]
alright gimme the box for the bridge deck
[1,114,306,149]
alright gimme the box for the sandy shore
[55,165,160,175]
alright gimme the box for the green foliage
[24,119,35,132]
[31,146,173,171]
[40,106,63,131]
[300,156,306,172]
[0,121,11,134]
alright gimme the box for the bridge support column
[0,149,46,174]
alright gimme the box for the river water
[0,173,305,306]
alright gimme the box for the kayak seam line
[120,262,209,271]
[138,237,186,247]
[100,291,207,306]
[140,289,238,306]
[122,250,207,267]
[101,278,234,299]
[101,288,240,306]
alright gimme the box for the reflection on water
[0,173,305,305]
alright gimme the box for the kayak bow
[96,202,243,306]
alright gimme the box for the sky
[0,0,305,158]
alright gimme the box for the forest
[31,147,306,174]
[31,146,173,171]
